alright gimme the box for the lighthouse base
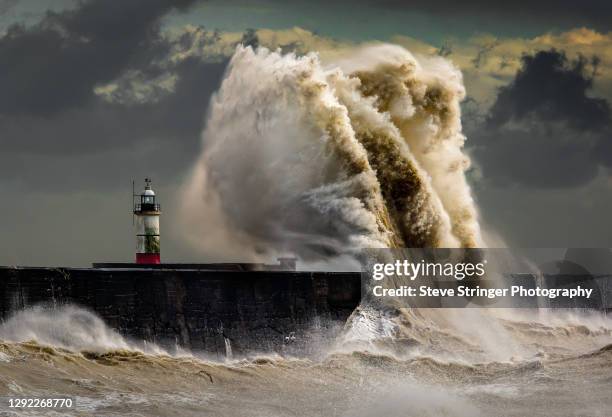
[136,253,160,264]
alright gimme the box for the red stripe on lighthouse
[136,253,161,264]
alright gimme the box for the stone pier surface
[0,265,362,358]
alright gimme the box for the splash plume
[181,44,483,262]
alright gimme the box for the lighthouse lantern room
[134,178,161,264]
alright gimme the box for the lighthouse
[134,178,161,264]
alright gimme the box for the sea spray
[0,305,166,355]
[180,45,484,262]
[224,337,233,360]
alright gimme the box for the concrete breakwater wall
[0,266,362,358]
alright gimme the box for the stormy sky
[1,0,611,266]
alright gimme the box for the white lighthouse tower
[134,178,161,264]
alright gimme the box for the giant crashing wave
[179,43,497,355]
[181,44,484,263]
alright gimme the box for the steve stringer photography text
[370,260,594,300]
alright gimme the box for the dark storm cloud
[0,0,229,190]
[379,0,612,31]
[488,51,609,130]
[0,56,227,191]
[470,50,612,188]
[0,0,197,115]
[0,57,227,153]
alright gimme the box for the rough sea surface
[0,306,610,417]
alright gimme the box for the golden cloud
[96,26,612,108]
[392,28,612,106]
